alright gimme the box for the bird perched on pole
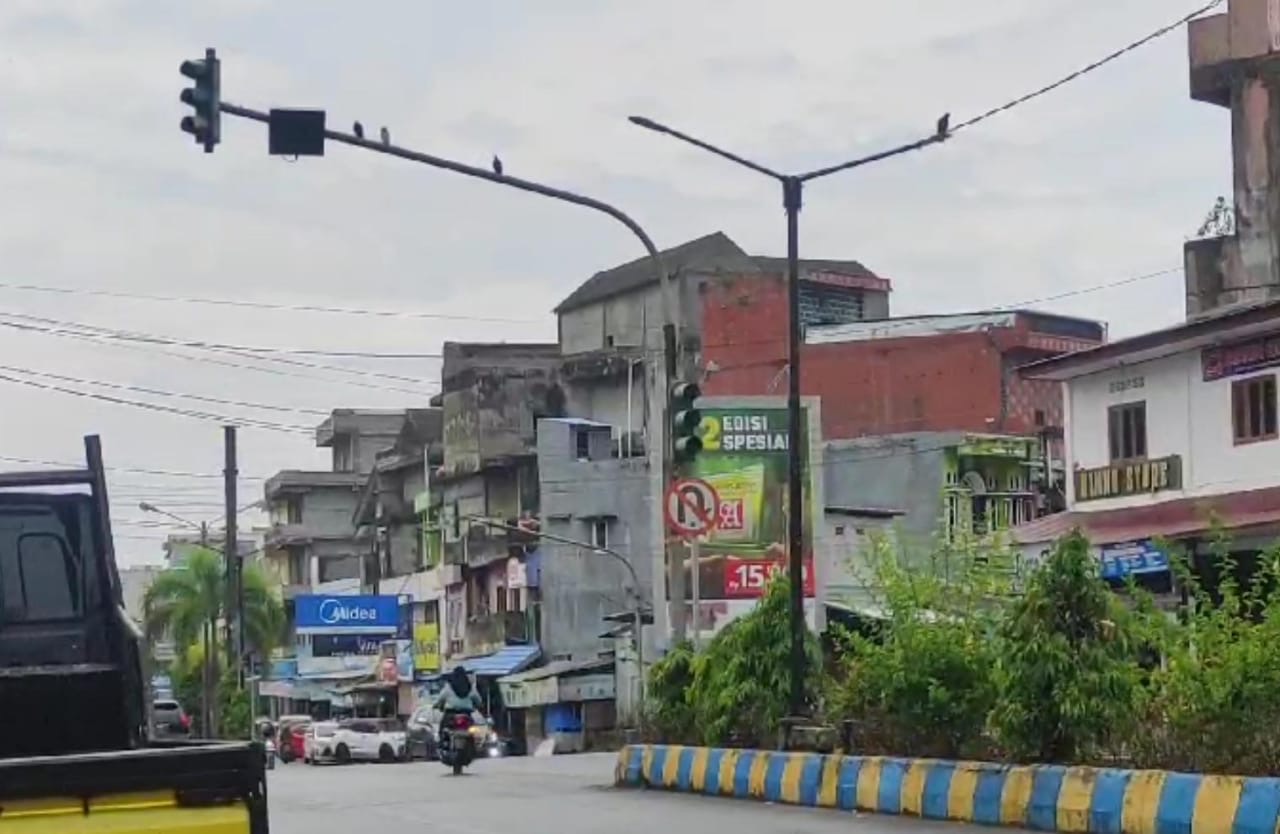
[380,126,391,146]
[353,121,365,139]
[936,112,951,139]
[492,155,504,177]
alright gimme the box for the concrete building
[262,410,407,598]
[554,231,891,650]
[435,342,562,662]
[1185,0,1280,317]
[535,416,652,664]
[1014,301,1280,604]
[703,307,1105,442]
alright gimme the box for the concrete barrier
[614,745,1280,834]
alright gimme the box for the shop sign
[956,436,1031,459]
[1074,455,1182,502]
[1100,540,1170,581]
[500,676,558,709]
[295,595,400,634]
[558,673,615,703]
[723,558,815,598]
[1203,333,1280,381]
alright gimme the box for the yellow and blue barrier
[615,745,1280,834]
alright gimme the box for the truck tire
[379,744,395,763]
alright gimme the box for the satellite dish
[961,470,988,494]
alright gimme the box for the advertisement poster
[413,623,441,675]
[671,400,822,629]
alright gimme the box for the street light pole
[629,114,951,718]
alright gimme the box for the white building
[1013,301,1280,597]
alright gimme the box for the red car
[276,715,312,763]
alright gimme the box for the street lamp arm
[798,131,948,183]
[220,102,679,341]
[629,116,784,180]
[138,501,202,531]
[461,515,641,595]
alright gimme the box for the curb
[614,745,1280,834]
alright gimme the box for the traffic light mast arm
[214,100,680,348]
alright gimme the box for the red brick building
[699,273,1105,440]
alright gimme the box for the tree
[143,547,284,737]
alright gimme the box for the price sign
[724,558,816,598]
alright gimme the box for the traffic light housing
[671,381,702,463]
[180,48,221,153]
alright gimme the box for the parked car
[331,718,408,763]
[276,715,312,763]
[150,699,190,737]
[303,721,340,765]
[406,706,438,761]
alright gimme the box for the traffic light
[671,381,702,463]
[180,48,221,153]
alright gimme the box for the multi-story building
[1013,0,1280,602]
[261,409,407,598]
[1013,300,1280,604]
[434,342,561,666]
[554,231,891,649]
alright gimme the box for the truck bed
[0,742,267,833]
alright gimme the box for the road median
[614,744,1280,834]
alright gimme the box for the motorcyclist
[433,665,483,747]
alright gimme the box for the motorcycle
[438,712,477,775]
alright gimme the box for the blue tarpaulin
[459,644,540,677]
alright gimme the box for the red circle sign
[664,478,721,538]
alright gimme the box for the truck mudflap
[0,743,266,833]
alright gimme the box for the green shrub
[989,531,1144,763]
[827,535,1000,758]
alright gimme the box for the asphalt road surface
[267,753,995,834]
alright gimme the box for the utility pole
[224,425,242,690]
[629,114,951,719]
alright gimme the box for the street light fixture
[628,113,951,719]
[138,501,209,546]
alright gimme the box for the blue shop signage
[1099,540,1170,581]
[295,595,401,634]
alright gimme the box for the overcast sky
[0,1,1230,563]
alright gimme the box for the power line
[0,453,268,481]
[0,280,540,325]
[0,311,439,387]
[954,0,1225,132]
[0,364,331,417]
[0,315,432,396]
[0,371,314,435]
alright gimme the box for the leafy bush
[644,641,697,743]
[989,531,1145,763]
[827,536,1000,758]
[1127,541,1280,773]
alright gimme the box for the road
[267,753,993,834]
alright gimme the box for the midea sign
[295,594,400,634]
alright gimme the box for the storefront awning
[1012,485,1280,547]
[459,644,540,677]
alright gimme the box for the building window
[1107,402,1147,461]
[588,519,609,550]
[496,586,507,613]
[1233,374,1278,445]
[508,587,522,612]
[285,497,303,524]
[575,429,591,460]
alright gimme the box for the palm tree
[144,547,284,737]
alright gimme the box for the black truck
[0,436,268,833]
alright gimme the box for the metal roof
[458,643,541,677]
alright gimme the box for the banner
[677,404,820,602]
[294,594,400,634]
[413,623,441,674]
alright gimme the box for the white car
[330,718,408,763]
[303,721,341,765]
